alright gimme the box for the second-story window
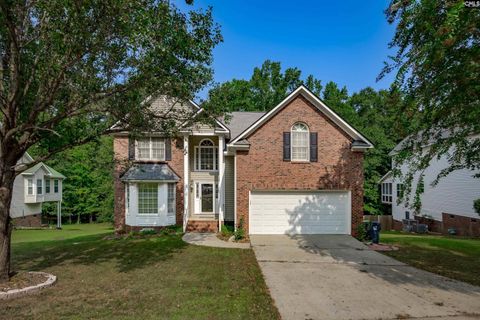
[195,139,218,171]
[27,178,33,195]
[54,179,59,193]
[45,179,51,193]
[36,179,43,195]
[137,137,165,161]
[291,122,309,161]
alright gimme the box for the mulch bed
[0,272,49,292]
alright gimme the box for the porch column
[218,135,225,230]
[183,135,189,232]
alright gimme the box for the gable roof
[378,171,393,183]
[228,85,374,148]
[21,162,66,179]
[221,112,265,141]
[180,100,230,133]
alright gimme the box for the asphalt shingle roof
[121,163,180,182]
[221,112,265,141]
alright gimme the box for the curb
[0,272,57,300]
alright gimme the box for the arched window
[291,122,309,161]
[195,139,218,171]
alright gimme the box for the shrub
[234,218,245,241]
[356,221,370,241]
[221,224,234,238]
[474,199,480,216]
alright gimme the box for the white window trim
[381,182,393,204]
[45,178,51,194]
[167,183,176,216]
[54,179,59,193]
[136,137,166,161]
[27,178,34,195]
[137,183,159,216]
[36,178,43,195]
[291,122,310,162]
[194,139,218,172]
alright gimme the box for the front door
[201,184,213,213]
[194,182,215,214]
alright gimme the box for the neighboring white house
[380,136,480,236]
[11,152,66,227]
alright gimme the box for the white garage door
[249,191,351,235]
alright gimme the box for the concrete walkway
[182,232,250,249]
[251,235,480,320]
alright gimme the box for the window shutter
[128,138,135,160]
[283,132,291,161]
[165,138,172,161]
[310,132,318,162]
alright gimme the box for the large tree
[381,0,480,208]
[0,0,221,282]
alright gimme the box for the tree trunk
[0,167,16,283]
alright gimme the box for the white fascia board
[229,85,374,148]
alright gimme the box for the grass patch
[381,231,480,286]
[12,223,113,243]
[3,224,279,320]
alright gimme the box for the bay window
[138,183,158,215]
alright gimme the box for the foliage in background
[474,199,480,216]
[43,137,114,223]
[381,0,480,209]
[204,60,412,215]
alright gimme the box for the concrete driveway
[251,235,480,320]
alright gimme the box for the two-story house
[113,85,373,235]
[11,153,66,227]
[380,134,480,236]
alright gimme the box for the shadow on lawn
[11,233,188,273]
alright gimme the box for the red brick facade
[235,95,365,235]
[113,136,185,233]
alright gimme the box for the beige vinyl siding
[224,156,235,222]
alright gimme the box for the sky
[176,1,397,100]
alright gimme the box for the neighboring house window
[37,179,43,195]
[381,183,392,203]
[45,179,51,193]
[195,139,218,171]
[167,183,175,215]
[54,179,59,193]
[138,183,158,215]
[27,178,33,195]
[291,122,309,161]
[396,183,404,198]
[215,183,218,199]
[137,137,165,161]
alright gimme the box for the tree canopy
[381,0,480,210]
[0,0,222,282]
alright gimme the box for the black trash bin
[370,221,381,244]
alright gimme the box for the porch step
[186,220,218,233]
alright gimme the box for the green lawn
[381,231,480,286]
[3,224,279,320]
[12,223,113,243]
